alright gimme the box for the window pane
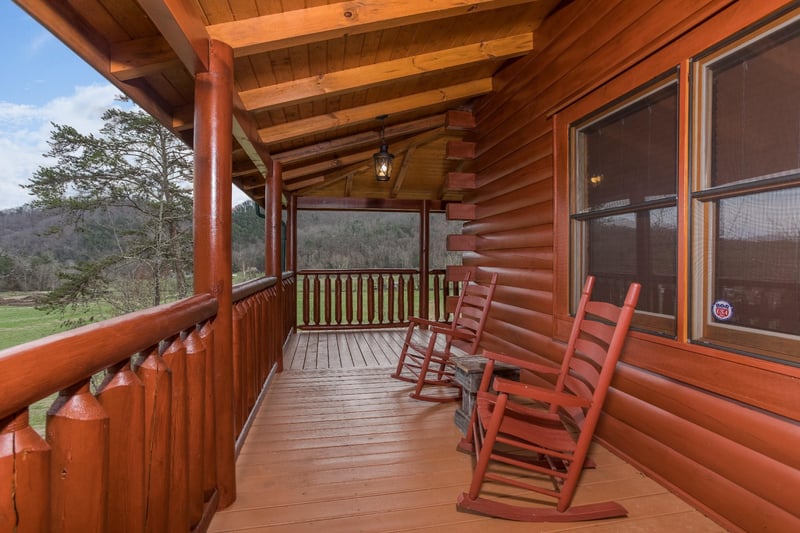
[578,84,678,212]
[587,207,677,317]
[712,187,800,336]
[710,21,800,186]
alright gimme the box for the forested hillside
[0,202,461,291]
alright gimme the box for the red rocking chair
[457,275,640,521]
[390,272,497,402]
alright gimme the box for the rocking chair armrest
[431,324,472,340]
[482,349,560,375]
[408,316,445,329]
[493,377,591,409]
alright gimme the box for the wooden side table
[452,355,519,435]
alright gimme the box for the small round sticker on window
[712,300,733,322]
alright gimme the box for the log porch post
[193,39,236,507]
[266,160,284,371]
[287,194,298,330]
[419,200,430,320]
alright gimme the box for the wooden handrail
[0,294,218,420]
[233,275,278,302]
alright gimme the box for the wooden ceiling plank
[206,0,541,57]
[239,33,531,112]
[257,78,493,145]
[136,0,210,75]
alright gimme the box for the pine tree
[24,97,194,319]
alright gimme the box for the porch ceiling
[16,0,561,206]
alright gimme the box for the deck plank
[209,331,724,532]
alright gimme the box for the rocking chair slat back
[456,275,641,521]
[391,272,498,402]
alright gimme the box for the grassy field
[0,305,73,350]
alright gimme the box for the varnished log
[447,172,478,190]
[136,346,172,533]
[201,327,222,508]
[184,328,207,527]
[47,380,109,532]
[161,337,190,532]
[446,202,477,220]
[0,409,50,532]
[96,361,146,533]
[445,140,477,160]
[195,38,237,507]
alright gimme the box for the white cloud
[0,83,119,210]
[0,83,253,211]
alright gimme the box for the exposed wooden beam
[257,78,492,145]
[207,0,541,57]
[136,0,210,75]
[272,115,445,164]
[296,197,446,211]
[110,36,183,81]
[282,150,375,181]
[240,34,532,112]
[390,147,417,199]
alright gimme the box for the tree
[24,97,194,318]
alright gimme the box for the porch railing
[0,275,290,532]
[297,268,457,329]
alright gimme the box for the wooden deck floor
[208,330,724,532]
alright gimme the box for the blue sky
[0,3,246,210]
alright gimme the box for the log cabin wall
[463,0,800,530]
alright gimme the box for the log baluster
[312,275,321,326]
[324,275,332,325]
[47,379,109,532]
[388,274,396,324]
[232,303,245,432]
[0,409,50,532]
[408,275,416,319]
[398,275,406,322]
[367,274,375,324]
[161,337,190,532]
[184,327,207,527]
[357,274,364,324]
[302,275,310,327]
[244,298,257,413]
[97,361,145,533]
[136,345,172,533]
[335,275,343,325]
[345,275,353,325]
[200,320,218,502]
[377,274,385,324]
[433,273,442,321]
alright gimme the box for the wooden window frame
[569,76,679,337]
[689,10,800,365]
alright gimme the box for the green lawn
[0,305,73,350]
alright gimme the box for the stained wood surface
[207,330,723,532]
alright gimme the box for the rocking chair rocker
[457,276,640,521]
[390,272,497,402]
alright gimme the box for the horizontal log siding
[467,0,800,529]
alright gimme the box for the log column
[419,200,430,320]
[287,194,298,331]
[193,39,236,507]
[265,160,284,371]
